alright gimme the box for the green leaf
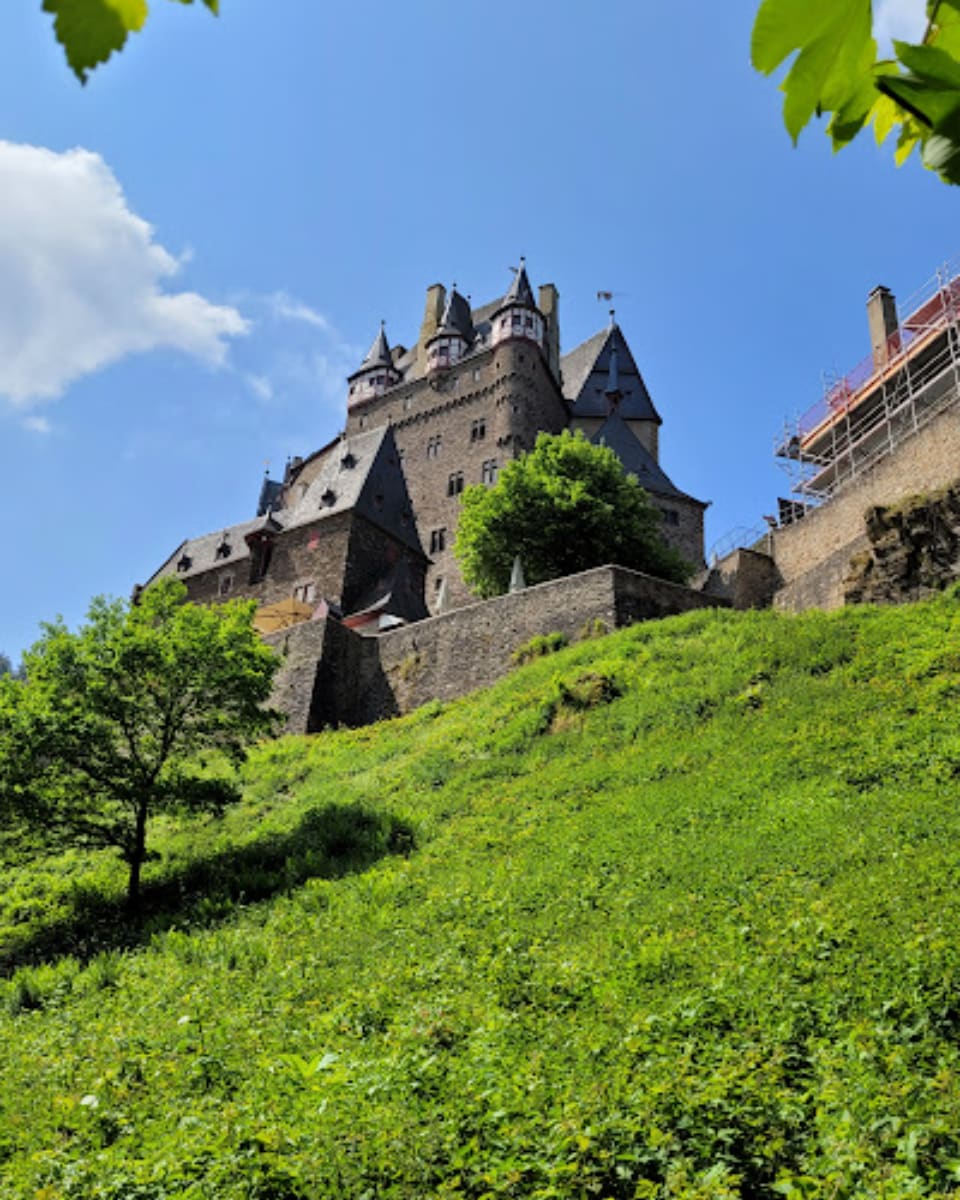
[781,2,874,143]
[872,92,904,144]
[929,3,960,60]
[43,0,148,83]
[750,0,837,73]
[895,40,960,87]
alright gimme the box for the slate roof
[349,323,395,379]
[498,258,536,310]
[434,287,475,342]
[149,426,424,585]
[591,410,700,503]
[561,325,661,423]
[344,556,428,628]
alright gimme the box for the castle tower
[347,322,400,409]
[425,286,474,373]
[490,258,545,349]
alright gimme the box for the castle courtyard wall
[770,401,960,610]
[264,565,724,733]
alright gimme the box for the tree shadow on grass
[0,802,415,973]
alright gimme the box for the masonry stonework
[769,402,960,610]
[264,566,724,734]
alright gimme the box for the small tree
[454,430,691,598]
[0,578,281,908]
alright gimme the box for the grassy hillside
[3,598,960,1198]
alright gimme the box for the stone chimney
[867,285,899,369]
[538,283,560,380]
[418,283,446,372]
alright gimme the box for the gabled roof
[591,410,698,503]
[562,325,661,423]
[149,426,425,585]
[343,556,428,628]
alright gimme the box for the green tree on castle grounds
[454,430,691,599]
[0,578,281,908]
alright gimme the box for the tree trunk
[126,799,149,912]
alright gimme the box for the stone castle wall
[769,400,960,610]
[265,565,723,733]
[345,340,568,612]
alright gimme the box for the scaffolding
[776,256,960,507]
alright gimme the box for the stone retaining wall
[266,565,723,732]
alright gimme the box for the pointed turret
[426,285,475,372]
[361,322,394,371]
[503,258,535,308]
[491,256,545,349]
[347,321,401,406]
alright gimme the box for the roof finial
[609,308,616,329]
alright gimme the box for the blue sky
[0,0,951,659]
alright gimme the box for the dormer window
[320,488,336,507]
[176,553,192,573]
[215,539,232,560]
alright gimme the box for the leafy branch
[752,0,960,184]
[42,0,219,83]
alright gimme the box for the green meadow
[3,597,960,1198]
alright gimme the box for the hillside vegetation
[3,598,960,1198]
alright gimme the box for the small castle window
[434,576,444,591]
[320,488,336,507]
[447,470,464,497]
[218,574,233,597]
[176,553,192,573]
[340,452,356,470]
[430,528,446,554]
[512,312,522,328]
[215,539,232,560]
[525,314,533,329]
[470,418,486,443]
[481,459,498,485]
[293,581,317,604]
[473,368,481,382]
[427,435,442,459]
[662,509,680,527]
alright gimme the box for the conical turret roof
[500,257,536,309]
[434,286,475,342]
[359,321,393,371]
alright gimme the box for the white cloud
[22,414,52,434]
[245,373,275,402]
[0,141,249,405]
[874,0,928,48]
[266,290,331,330]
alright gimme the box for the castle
[146,255,960,732]
[149,260,707,629]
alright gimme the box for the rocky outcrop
[843,484,960,604]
